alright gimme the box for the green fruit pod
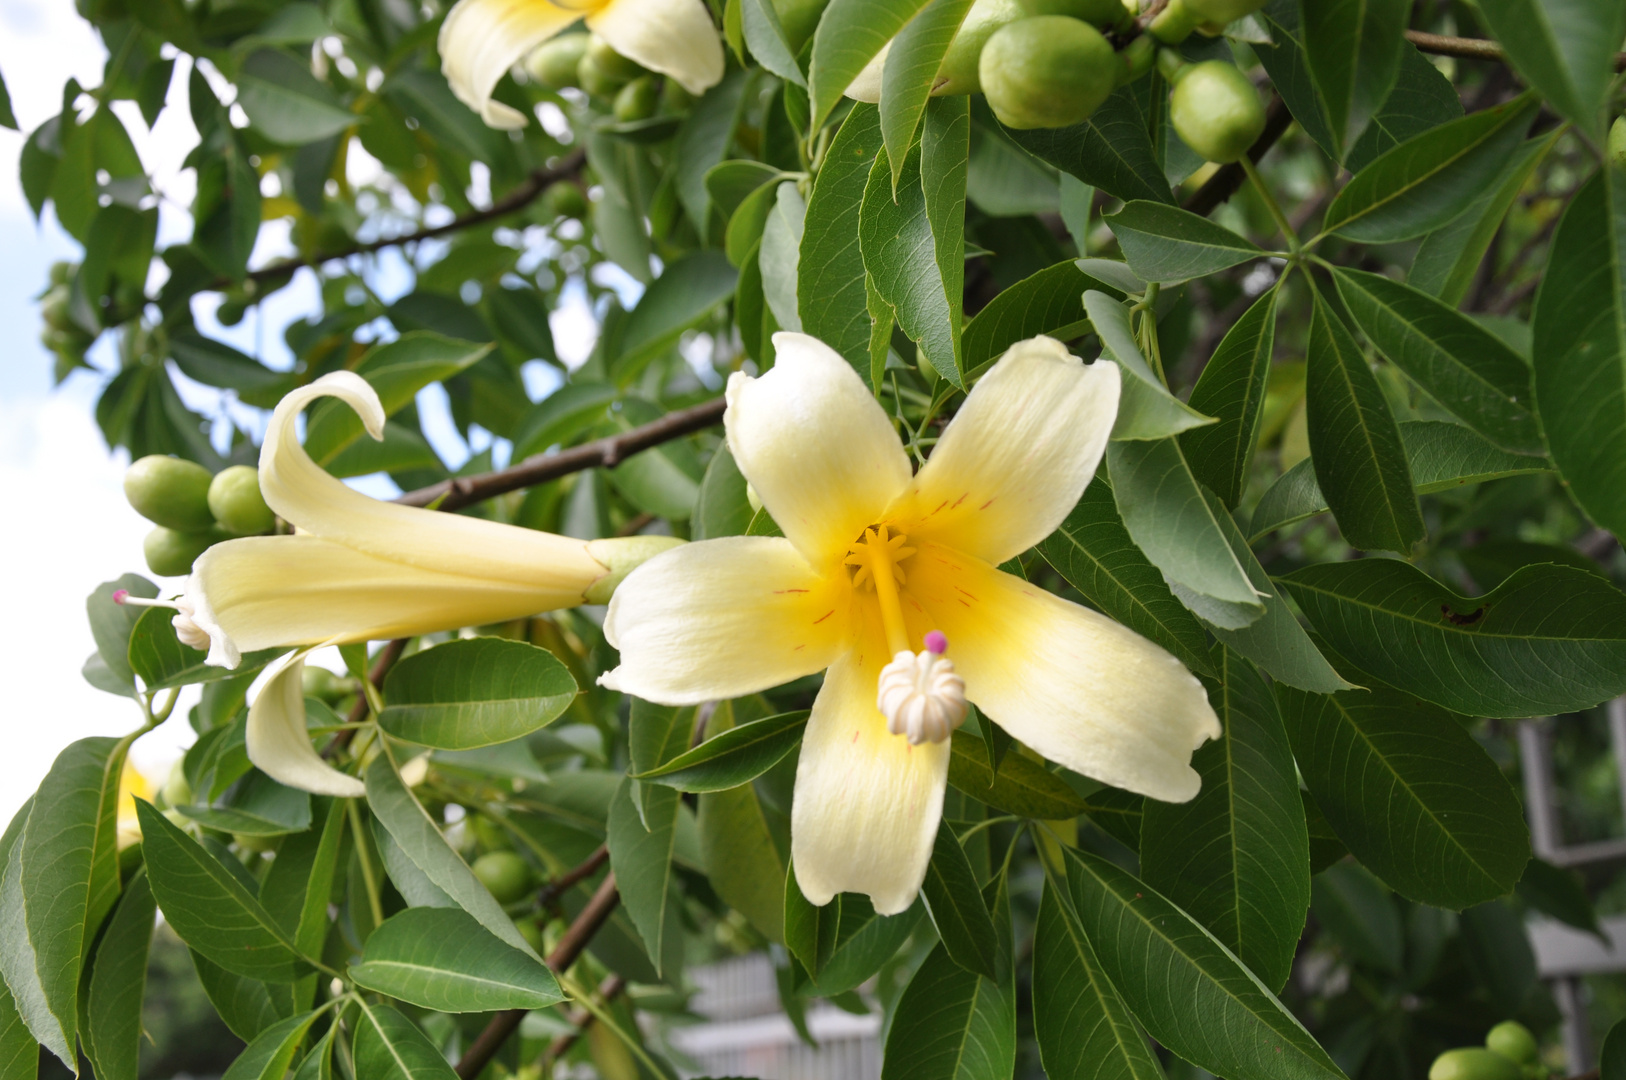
[1023,0,1132,30]
[143,526,221,578]
[577,53,628,99]
[544,181,590,220]
[1430,1049,1525,1080]
[1610,116,1626,171]
[980,16,1118,130]
[1486,1022,1540,1067]
[614,75,660,122]
[125,455,216,530]
[472,851,535,905]
[935,0,1029,96]
[524,33,589,89]
[1169,59,1265,163]
[208,465,276,536]
[587,35,644,81]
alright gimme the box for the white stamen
[877,646,968,746]
[114,589,218,656]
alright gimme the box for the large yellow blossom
[600,332,1220,914]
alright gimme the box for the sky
[0,1,614,825]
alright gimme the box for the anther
[877,632,969,745]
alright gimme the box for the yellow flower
[600,333,1219,914]
[440,0,726,128]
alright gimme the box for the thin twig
[395,396,727,512]
[228,149,588,290]
[1184,96,1294,218]
[544,975,627,1064]
[454,871,621,1079]
[322,637,408,758]
[537,843,610,908]
[1404,29,1626,72]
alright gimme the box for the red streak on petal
[951,492,969,508]
[812,610,834,624]
[774,588,810,594]
[852,730,860,744]
[979,498,996,510]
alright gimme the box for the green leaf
[1141,650,1310,993]
[87,573,156,690]
[961,261,1107,377]
[694,444,755,541]
[726,174,784,267]
[0,67,14,130]
[809,0,932,130]
[1304,286,1422,554]
[136,800,309,982]
[607,776,681,976]
[168,329,284,393]
[741,0,805,86]
[1034,879,1166,1080]
[967,111,1062,217]
[128,607,278,692]
[1249,420,1550,539]
[364,755,541,958]
[881,875,1014,1080]
[352,1003,458,1080]
[189,950,287,1042]
[260,797,347,958]
[350,907,564,1012]
[1344,43,1464,173]
[178,769,313,837]
[759,182,806,333]
[378,638,576,750]
[1256,2,1339,160]
[617,251,739,376]
[1532,167,1626,538]
[800,103,884,384]
[511,383,619,460]
[1180,288,1279,507]
[1106,437,1263,621]
[697,702,788,943]
[674,72,749,234]
[1517,857,1604,940]
[1319,94,1538,243]
[794,886,925,996]
[0,985,30,1080]
[303,334,491,466]
[1332,266,1542,454]
[1036,481,1215,679]
[1275,682,1529,908]
[1105,202,1265,284]
[946,732,1090,819]
[0,736,127,1066]
[1003,87,1174,205]
[920,820,999,981]
[235,48,356,145]
[599,396,705,521]
[880,0,975,190]
[1087,293,1214,441]
[1409,134,1550,306]
[1062,845,1347,1080]
[1310,862,1402,973]
[223,1010,321,1080]
[783,860,837,978]
[1474,0,1626,135]
[1279,559,1626,718]
[1301,0,1408,153]
[634,710,809,791]
[1459,899,1537,1015]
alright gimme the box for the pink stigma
[924,630,948,655]
[112,590,129,604]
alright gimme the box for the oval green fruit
[208,465,276,536]
[980,16,1118,130]
[1486,1022,1539,1067]
[1169,59,1265,163]
[587,35,644,81]
[1185,0,1266,24]
[472,851,535,905]
[470,814,514,854]
[935,0,1029,96]
[234,832,277,855]
[161,761,192,809]
[125,454,216,530]
[1430,1049,1524,1080]
[40,285,74,332]
[614,76,659,122]
[301,665,353,703]
[143,526,221,578]
[516,916,545,952]
[577,53,628,99]
[1023,0,1130,30]
[544,181,590,219]
[525,34,589,89]
[1610,116,1626,171]
[772,0,831,53]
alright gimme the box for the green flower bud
[772,0,832,53]
[208,465,276,536]
[935,0,1029,96]
[1023,0,1132,30]
[614,75,660,122]
[234,832,277,855]
[544,181,590,220]
[980,16,1118,130]
[1430,1049,1524,1080]
[663,80,697,113]
[577,53,629,99]
[1610,116,1626,171]
[143,526,224,578]
[587,35,644,82]
[524,34,589,90]
[1486,1022,1540,1067]
[472,851,535,905]
[1185,0,1267,24]
[301,665,356,704]
[125,454,217,530]
[1169,60,1265,164]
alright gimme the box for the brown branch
[544,975,627,1064]
[1183,96,1294,218]
[395,396,727,512]
[537,843,609,908]
[454,870,621,1079]
[229,149,588,290]
[323,636,408,758]
[1404,29,1626,72]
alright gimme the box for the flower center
[114,590,211,651]
[844,524,916,655]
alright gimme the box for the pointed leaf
[1301,0,1408,153]
[84,870,157,1080]
[379,638,576,750]
[1003,87,1174,205]
[881,0,975,189]
[1475,0,1626,135]
[809,0,932,130]
[947,732,1090,819]
[920,820,999,981]
[607,776,681,976]
[1087,293,1215,441]
[1106,202,1265,284]
[634,709,809,791]
[352,1004,458,1080]
[1344,43,1464,173]
[222,1010,321,1080]
[801,103,884,385]
[350,908,563,1012]
[962,261,1110,377]
[1410,134,1549,306]
[1181,288,1279,506]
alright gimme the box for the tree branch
[395,396,727,512]
[1183,96,1294,218]
[1404,29,1626,72]
[231,149,588,290]
[322,636,408,758]
[537,843,609,908]
[454,870,620,1079]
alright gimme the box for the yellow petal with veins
[599,536,849,704]
[439,0,587,128]
[907,541,1219,803]
[247,650,365,798]
[587,0,725,96]
[890,336,1120,566]
[726,333,912,569]
[790,617,949,915]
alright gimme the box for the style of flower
[600,332,1221,915]
[440,0,725,128]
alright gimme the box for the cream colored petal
[439,0,583,128]
[260,372,607,596]
[844,40,890,102]
[247,650,366,798]
[907,542,1218,803]
[188,534,596,667]
[791,622,949,915]
[726,333,912,568]
[598,536,849,705]
[889,337,1120,566]
[587,0,724,95]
